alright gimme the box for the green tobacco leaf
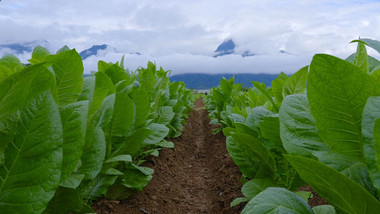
[157,106,175,125]
[56,45,70,54]
[245,107,273,132]
[143,123,169,145]
[220,77,233,96]
[259,115,283,151]
[242,178,272,199]
[81,174,117,202]
[272,79,286,104]
[104,64,131,89]
[360,38,380,54]
[271,72,289,104]
[78,76,95,102]
[107,90,135,138]
[157,140,174,148]
[287,155,380,214]
[283,66,308,97]
[139,65,156,96]
[308,54,380,160]
[43,187,82,214]
[231,133,275,172]
[29,46,50,64]
[374,119,380,177]
[50,49,84,105]
[105,155,132,163]
[362,96,380,192]
[112,127,151,157]
[351,40,369,73]
[60,174,85,189]
[0,54,24,80]
[252,81,278,112]
[0,91,63,213]
[0,64,56,132]
[295,191,312,202]
[0,64,56,166]
[312,205,336,214]
[346,54,380,74]
[122,165,153,191]
[98,60,111,72]
[242,187,313,214]
[230,197,250,207]
[59,101,88,183]
[226,136,257,178]
[280,94,328,157]
[131,88,150,128]
[105,184,135,200]
[88,72,116,118]
[79,95,115,179]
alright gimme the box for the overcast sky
[1,0,380,75]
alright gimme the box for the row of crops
[205,38,380,214]
[0,46,194,213]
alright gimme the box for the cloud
[80,49,313,76]
[1,0,380,74]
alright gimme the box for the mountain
[79,44,109,60]
[0,40,49,54]
[214,39,235,57]
[170,73,280,89]
[214,39,255,58]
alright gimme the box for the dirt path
[93,98,244,213]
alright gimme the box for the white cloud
[1,0,380,74]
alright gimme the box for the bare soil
[93,98,244,213]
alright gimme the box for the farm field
[2,38,380,214]
[93,98,244,213]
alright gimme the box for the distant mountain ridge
[170,73,280,89]
[79,44,109,60]
[214,39,255,58]
[0,40,49,54]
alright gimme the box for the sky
[1,0,380,75]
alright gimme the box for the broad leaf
[280,94,328,157]
[78,76,95,102]
[282,66,308,97]
[230,133,275,172]
[0,91,63,213]
[122,165,153,191]
[43,187,82,214]
[226,136,257,178]
[242,187,313,214]
[50,49,84,105]
[59,101,88,183]
[362,96,380,192]
[271,72,289,103]
[259,115,283,151]
[351,40,369,73]
[242,178,272,199]
[88,72,116,118]
[287,155,380,214]
[360,38,380,54]
[312,205,336,214]
[79,95,115,179]
[374,119,380,175]
[252,81,278,112]
[308,54,380,159]
[81,175,117,202]
[0,54,23,80]
[143,123,169,145]
[29,46,50,64]
[0,64,56,133]
[107,90,135,137]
